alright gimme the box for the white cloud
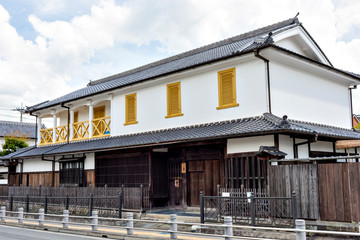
[0,0,360,120]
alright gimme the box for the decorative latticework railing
[55,125,68,143]
[92,116,111,137]
[201,192,297,227]
[39,128,53,145]
[72,121,89,140]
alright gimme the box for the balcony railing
[39,128,53,145]
[73,120,90,141]
[55,125,68,143]
[92,116,111,138]
[39,117,111,144]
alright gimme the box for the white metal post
[126,212,133,235]
[224,216,233,240]
[295,219,306,240]
[170,214,177,239]
[62,209,69,228]
[91,211,98,231]
[39,208,44,226]
[18,207,23,223]
[0,206,5,222]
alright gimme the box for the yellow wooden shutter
[166,82,183,118]
[217,68,238,109]
[169,85,179,115]
[221,71,233,105]
[125,93,137,125]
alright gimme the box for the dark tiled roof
[27,18,300,112]
[255,146,287,157]
[3,113,360,160]
[0,145,35,160]
[0,121,37,139]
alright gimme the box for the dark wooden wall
[269,164,319,220]
[317,163,360,222]
[9,172,60,187]
[95,150,150,187]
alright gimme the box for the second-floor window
[166,82,183,118]
[125,93,138,125]
[217,68,239,109]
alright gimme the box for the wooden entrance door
[188,159,220,206]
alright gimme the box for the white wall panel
[311,141,333,152]
[227,135,274,154]
[278,135,294,159]
[85,153,95,170]
[22,158,53,173]
[270,61,351,128]
[112,59,267,135]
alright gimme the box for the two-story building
[2,17,360,207]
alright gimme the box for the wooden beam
[336,140,360,149]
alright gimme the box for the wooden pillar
[148,150,152,208]
[182,149,187,208]
[52,160,55,187]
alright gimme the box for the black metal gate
[200,191,297,227]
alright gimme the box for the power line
[12,103,26,122]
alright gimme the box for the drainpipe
[61,103,70,143]
[349,86,357,129]
[254,50,272,114]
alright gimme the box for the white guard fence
[1,206,360,240]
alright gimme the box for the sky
[0,0,359,123]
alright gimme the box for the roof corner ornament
[278,115,291,129]
[293,12,300,24]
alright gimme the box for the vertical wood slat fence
[268,164,319,220]
[0,185,150,210]
[317,163,360,222]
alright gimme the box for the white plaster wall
[84,153,95,170]
[227,135,274,154]
[0,166,7,173]
[22,158,59,173]
[311,141,333,152]
[278,135,294,159]
[112,59,268,135]
[298,144,309,158]
[276,37,307,56]
[270,61,351,128]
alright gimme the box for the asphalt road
[0,225,105,240]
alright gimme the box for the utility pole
[13,103,26,122]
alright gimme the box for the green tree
[0,137,28,156]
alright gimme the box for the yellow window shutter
[125,93,137,125]
[169,85,179,115]
[221,71,233,105]
[166,82,183,118]
[217,68,238,109]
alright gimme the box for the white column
[52,114,57,143]
[70,110,74,140]
[89,105,93,138]
[37,117,41,146]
